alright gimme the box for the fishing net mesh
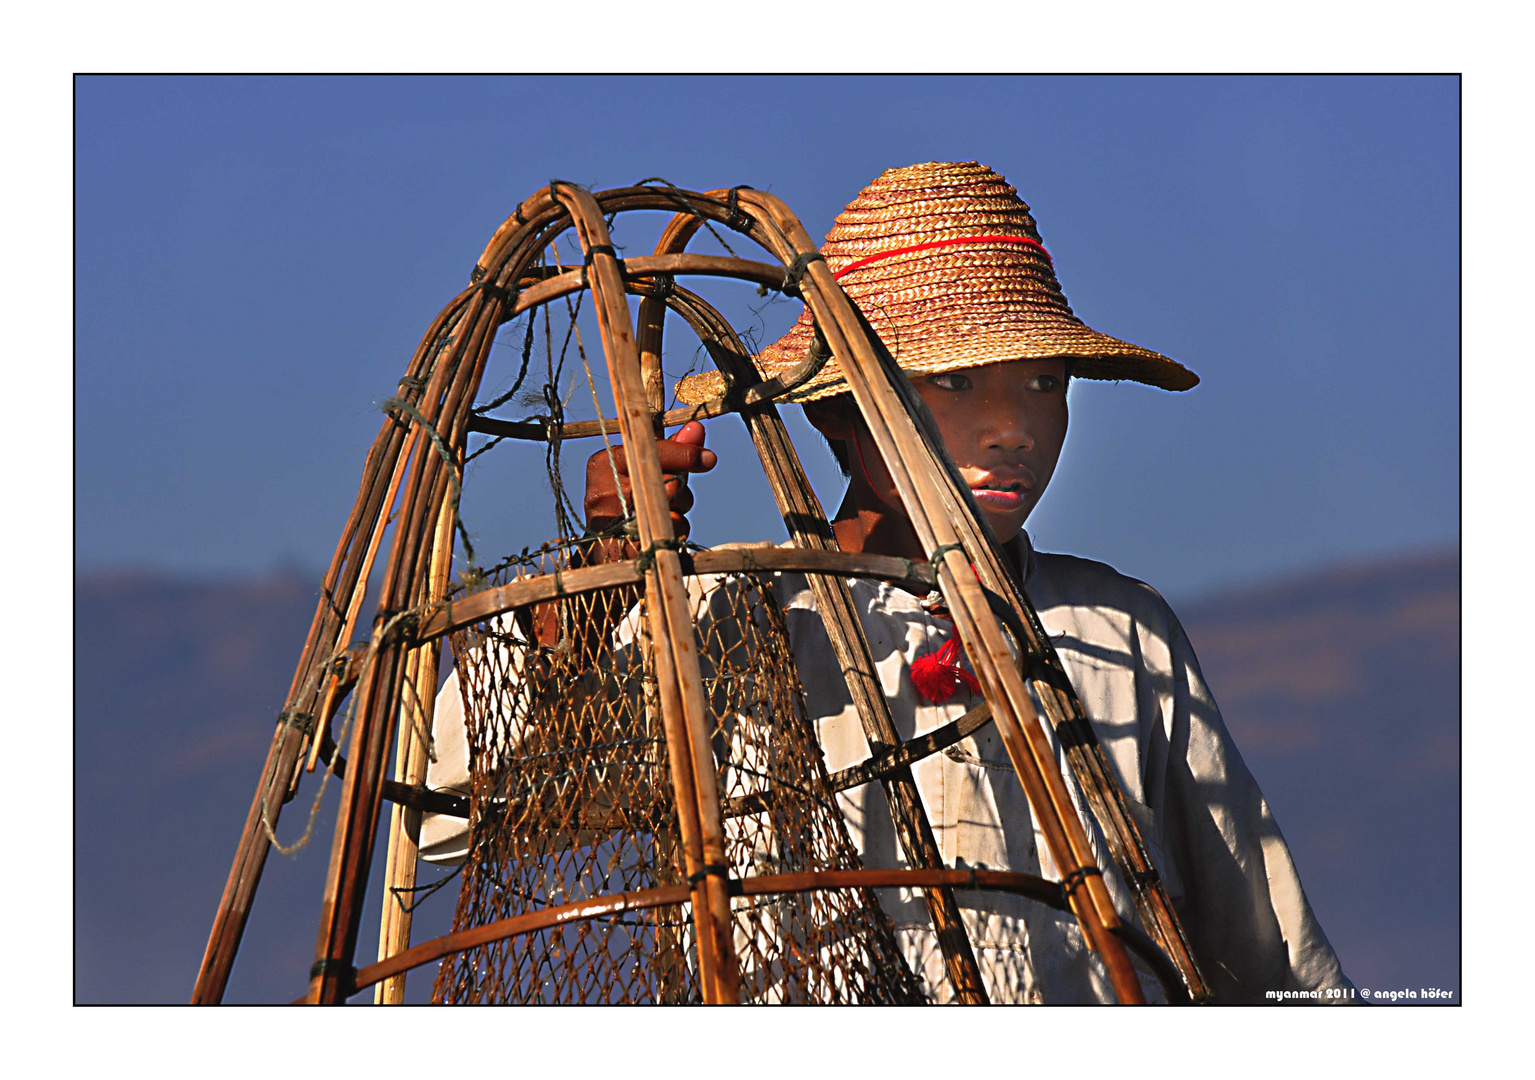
[431,547,924,1003]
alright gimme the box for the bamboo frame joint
[308,957,357,997]
[688,862,734,888]
[1059,865,1103,902]
[277,708,315,736]
[781,251,825,297]
[724,185,755,232]
[927,542,968,569]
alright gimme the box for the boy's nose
[980,400,1034,452]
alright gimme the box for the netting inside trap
[432,551,924,1003]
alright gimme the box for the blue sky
[75,75,1458,604]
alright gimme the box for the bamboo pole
[633,287,691,1000]
[738,189,1144,1003]
[551,182,742,1003]
[306,287,506,1004]
[636,276,668,432]
[373,491,456,1003]
[307,442,442,1004]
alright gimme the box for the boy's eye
[928,373,973,392]
[1029,374,1063,392]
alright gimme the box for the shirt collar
[1015,529,1037,587]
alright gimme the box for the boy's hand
[583,421,718,540]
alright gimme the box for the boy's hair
[823,400,853,477]
[814,367,1072,478]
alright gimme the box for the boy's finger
[656,439,717,474]
[585,443,631,479]
[666,478,695,515]
[663,421,718,471]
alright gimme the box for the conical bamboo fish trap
[192,180,1209,1005]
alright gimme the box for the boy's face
[821,357,1069,540]
[913,358,1069,538]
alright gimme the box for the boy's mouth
[969,480,1029,511]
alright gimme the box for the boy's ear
[801,396,855,441]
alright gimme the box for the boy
[576,162,1351,1003]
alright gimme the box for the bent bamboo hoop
[343,869,1072,998]
[196,180,1196,1005]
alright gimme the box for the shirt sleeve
[419,667,472,866]
[1147,603,1353,1002]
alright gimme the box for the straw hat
[674,161,1198,405]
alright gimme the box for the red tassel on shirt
[910,634,982,704]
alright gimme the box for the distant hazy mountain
[1178,549,1459,1001]
[74,549,1459,1003]
[75,570,344,1004]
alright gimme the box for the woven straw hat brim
[673,161,1197,406]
